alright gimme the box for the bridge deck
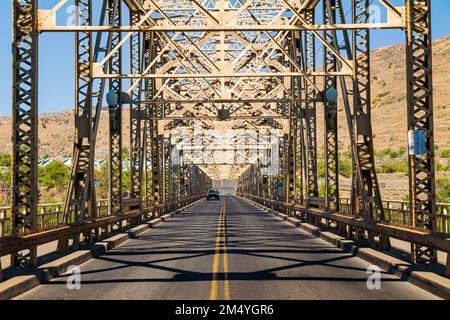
[16,197,439,300]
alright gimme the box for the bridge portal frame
[6,0,444,274]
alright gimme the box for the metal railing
[0,195,203,263]
[239,193,450,269]
[2,195,448,242]
[339,198,450,234]
[0,199,107,238]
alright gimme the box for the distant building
[38,157,131,170]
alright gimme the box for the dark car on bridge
[206,189,220,201]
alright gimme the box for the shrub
[94,162,108,199]
[0,168,11,188]
[39,160,70,190]
[440,149,450,159]
[377,161,409,174]
[318,181,326,197]
[317,160,325,178]
[338,158,352,178]
[436,178,450,203]
[0,153,11,167]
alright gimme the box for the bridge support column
[11,0,39,267]
[143,31,155,214]
[323,0,340,216]
[406,0,437,264]
[351,0,390,249]
[302,9,318,205]
[129,9,143,217]
[108,0,123,216]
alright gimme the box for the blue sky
[0,0,449,116]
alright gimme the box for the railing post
[387,201,392,222]
[40,207,45,229]
[443,206,448,234]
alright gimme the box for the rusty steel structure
[2,0,449,278]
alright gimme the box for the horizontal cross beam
[37,23,404,33]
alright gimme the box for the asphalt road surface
[16,196,439,300]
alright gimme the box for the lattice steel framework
[323,0,339,212]
[302,9,319,201]
[108,0,123,215]
[7,0,443,274]
[129,9,143,207]
[406,0,436,263]
[63,0,94,228]
[11,0,39,267]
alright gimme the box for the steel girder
[61,0,118,251]
[350,0,389,248]
[406,0,437,263]
[11,0,39,267]
[289,37,306,206]
[6,0,441,272]
[143,31,155,207]
[323,0,339,212]
[108,0,124,215]
[163,137,171,204]
[287,34,300,207]
[129,9,143,208]
[302,9,319,201]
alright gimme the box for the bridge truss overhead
[4,0,448,276]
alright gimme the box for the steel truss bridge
[1,0,449,295]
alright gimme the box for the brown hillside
[315,35,450,154]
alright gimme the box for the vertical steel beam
[150,117,162,209]
[352,0,389,247]
[11,0,38,266]
[406,0,437,263]
[302,9,318,200]
[323,0,339,212]
[62,0,113,249]
[287,33,299,208]
[289,34,304,206]
[163,138,171,203]
[129,9,142,208]
[108,0,123,215]
[143,32,154,208]
[64,0,94,225]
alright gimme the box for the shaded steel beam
[37,23,405,32]
[406,0,437,263]
[11,0,39,267]
[108,0,124,215]
[323,0,339,212]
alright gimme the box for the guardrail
[340,198,450,234]
[0,200,109,238]
[0,195,203,260]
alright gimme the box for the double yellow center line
[209,198,230,300]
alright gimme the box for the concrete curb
[243,197,450,299]
[0,201,198,300]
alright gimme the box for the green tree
[39,160,70,190]
[338,158,352,178]
[94,162,108,199]
[440,149,450,159]
[0,152,11,167]
[436,178,450,203]
[0,168,11,188]
[0,153,12,191]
